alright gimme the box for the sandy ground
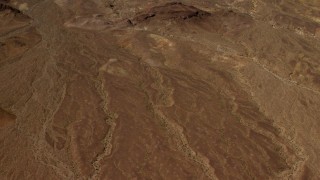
[1,0,320,179]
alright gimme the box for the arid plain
[1,0,320,179]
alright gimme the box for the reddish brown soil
[1,0,320,179]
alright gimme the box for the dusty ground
[1,0,320,179]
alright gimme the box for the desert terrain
[1,0,320,179]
